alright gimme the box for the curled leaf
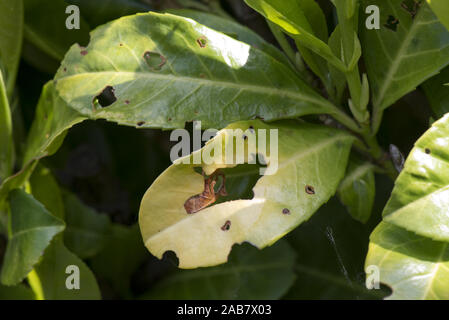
[139,120,354,268]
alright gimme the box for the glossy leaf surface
[140,120,353,268]
[366,222,449,300]
[382,113,449,241]
[54,12,340,130]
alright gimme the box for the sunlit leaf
[366,222,449,300]
[54,12,345,130]
[382,113,449,242]
[140,120,354,268]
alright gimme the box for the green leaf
[338,159,376,223]
[139,120,354,268]
[30,240,101,300]
[422,66,449,118]
[164,9,291,67]
[294,0,331,86]
[23,0,90,62]
[23,81,86,166]
[382,113,449,242]
[366,222,449,300]
[361,0,449,112]
[0,0,23,96]
[90,224,147,298]
[0,70,14,182]
[328,26,347,103]
[426,0,449,31]
[140,240,296,299]
[0,283,35,300]
[0,189,65,286]
[53,12,346,130]
[63,192,110,259]
[29,164,65,219]
[244,0,345,71]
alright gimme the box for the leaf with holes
[382,113,449,242]
[361,0,449,121]
[366,222,449,300]
[426,0,449,31]
[0,0,23,96]
[139,120,354,268]
[53,12,346,130]
[0,189,65,286]
[338,158,376,224]
[140,240,296,299]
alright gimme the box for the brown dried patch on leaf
[184,171,227,214]
[143,51,166,71]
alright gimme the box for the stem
[267,21,297,66]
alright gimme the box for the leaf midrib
[56,71,334,113]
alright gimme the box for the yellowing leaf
[139,120,354,268]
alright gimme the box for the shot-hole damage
[305,185,315,195]
[425,148,431,154]
[137,121,145,126]
[197,37,207,48]
[184,170,228,214]
[143,51,166,71]
[93,85,117,108]
[385,15,399,31]
[221,220,231,231]
[161,250,179,267]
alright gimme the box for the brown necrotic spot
[282,208,290,215]
[143,51,166,70]
[93,86,117,108]
[137,121,145,126]
[401,0,421,18]
[197,37,207,48]
[425,148,431,154]
[221,220,231,231]
[305,185,315,195]
[80,49,88,56]
[385,15,399,31]
[124,100,130,104]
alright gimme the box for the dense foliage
[1,0,449,300]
